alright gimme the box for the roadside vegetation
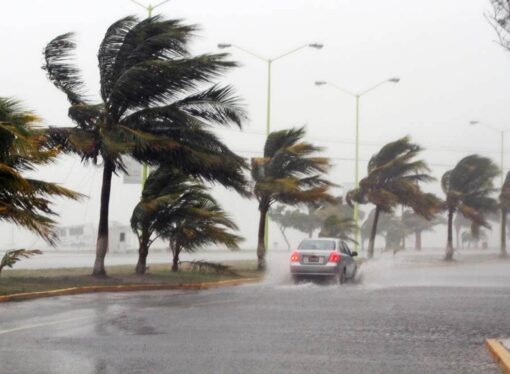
[346,137,442,259]
[252,127,334,270]
[0,261,259,297]
[3,4,510,286]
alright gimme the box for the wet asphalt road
[1,269,509,374]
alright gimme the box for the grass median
[0,260,260,297]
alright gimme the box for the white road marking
[0,316,92,336]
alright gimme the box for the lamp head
[315,81,327,86]
[469,121,479,126]
[217,43,232,49]
[309,43,324,49]
[388,77,400,83]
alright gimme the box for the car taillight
[328,251,340,263]
[290,251,299,262]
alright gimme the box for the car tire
[291,275,300,284]
[338,269,345,285]
[351,266,357,280]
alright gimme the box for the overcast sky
[1,0,510,250]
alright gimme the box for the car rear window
[298,240,335,250]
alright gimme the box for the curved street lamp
[219,42,323,250]
[314,77,400,249]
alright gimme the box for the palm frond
[43,32,86,105]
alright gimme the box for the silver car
[290,238,358,284]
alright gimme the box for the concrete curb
[0,277,261,303]
[486,339,510,374]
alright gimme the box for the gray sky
[1,0,510,250]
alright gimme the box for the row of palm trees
[2,13,509,276]
[347,137,505,261]
[0,15,333,275]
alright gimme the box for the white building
[55,221,138,253]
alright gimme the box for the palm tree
[318,215,357,243]
[402,209,446,250]
[168,197,242,272]
[131,167,241,273]
[442,155,499,260]
[0,249,42,274]
[251,127,333,270]
[347,137,441,259]
[43,16,248,276]
[268,205,293,250]
[499,171,510,257]
[0,98,81,244]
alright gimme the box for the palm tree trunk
[92,159,113,276]
[501,208,508,258]
[415,230,422,250]
[256,205,268,271]
[445,208,454,261]
[455,226,460,249]
[367,206,380,259]
[135,226,151,275]
[172,244,180,272]
[278,225,291,251]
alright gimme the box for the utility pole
[129,0,172,187]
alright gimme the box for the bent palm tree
[0,98,81,244]
[442,155,499,260]
[252,127,334,270]
[500,171,510,257]
[131,167,241,273]
[347,137,441,259]
[168,198,242,272]
[402,209,445,250]
[43,16,248,276]
[318,214,357,243]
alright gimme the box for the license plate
[308,256,319,263]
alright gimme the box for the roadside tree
[0,98,81,244]
[43,16,248,276]
[499,171,510,257]
[347,137,441,259]
[131,167,241,273]
[441,155,499,260]
[252,127,333,270]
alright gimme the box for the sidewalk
[486,339,510,373]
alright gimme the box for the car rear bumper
[290,263,338,275]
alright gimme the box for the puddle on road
[260,250,510,290]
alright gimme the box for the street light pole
[315,78,400,250]
[219,42,323,250]
[129,0,172,186]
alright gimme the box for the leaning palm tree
[442,155,499,260]
[251,127,334,270]
[0,97,81,244]
[131,167,241,273]
[168,198,242,272]
[43,16,248,276]
[402,209,446,250]
[347,137,441,259]
[500,171,510,257]
[318,214,357,243]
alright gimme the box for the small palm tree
[0,98,81,243]
[0,249,42,274]
[402,209,446,250]
[499,171,510,257]
[347,137,441,259]
[168,198,242,272]
[318,215,357,243]
[43,16,248,276]
[251,127,334,270]
[131,167,241,273]
[442,155,499,260]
